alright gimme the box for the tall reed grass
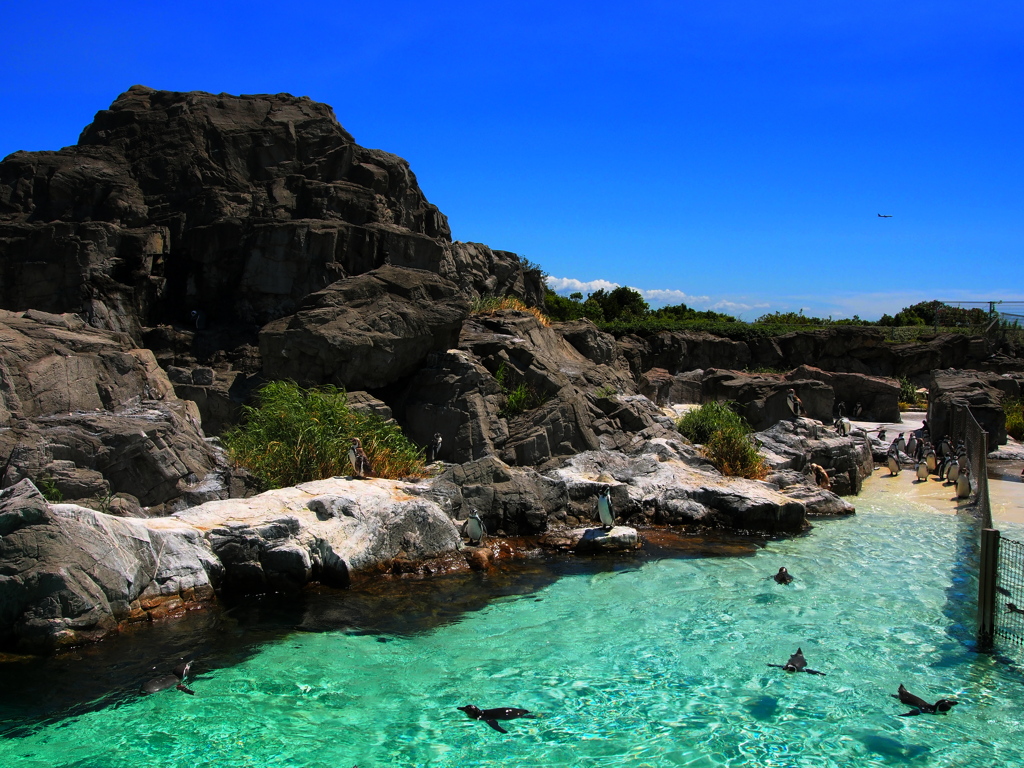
[223,381,426,489]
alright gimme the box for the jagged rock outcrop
[0,479,222,651]
[0,308,220,510]
[0,86,540,346]
[616,326,1020,381]
[755,417,874,496]
[927,369,1022,447]
[259,265,469,389]
[784,365,901,422]
[396,311,677,467]
[701,370,833,430]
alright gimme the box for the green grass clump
[223,381,426,489]
[676,402,768,479]
[495,362,547,417]
[1005,397,1024,441]
[675,401,747,445]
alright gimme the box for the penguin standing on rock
[896,433,907,454]
[785,389,803,418]
[464,510,486,545]
[427,432,443,464]
[348,437,373,479]
[596,489,615,530]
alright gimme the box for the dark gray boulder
[259,265,469,389]
[0,479,222,651]
[701,370,833,430]
[927,369,1021,447]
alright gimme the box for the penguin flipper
[484,719,508,734]
[804,668,826,676]
[766,664,785,670]
[176,683,196,695]
[899,709,922,717]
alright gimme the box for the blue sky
[2,1,1022,320]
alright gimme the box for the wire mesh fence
[995,536,1024,648]
[949,401,992,529]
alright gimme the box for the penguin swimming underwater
[767,648,825,676]
[141,661,195,695]
[771,567,794,585]
[891,684,957,716]
[457,705,533,733]
[595,488,615,530]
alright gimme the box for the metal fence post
[978,528,1001,651]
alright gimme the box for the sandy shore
[855,411,1024,526]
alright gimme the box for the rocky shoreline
[2,87,1022,653]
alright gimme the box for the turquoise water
[4,492,1024,767]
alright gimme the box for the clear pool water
[3,489,1024,767]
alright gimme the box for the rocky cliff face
[0,86,541,345]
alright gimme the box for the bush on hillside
[223,381,426,489]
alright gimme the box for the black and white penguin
[785,389,803,417]
[877,427,887,443]
[190,310,208,330]
[853,402,863,419]
[348,437,373,478]
[936,455,949,482]
[772,567,794,585]
[596,489,615,530]
[906,434,918,459]
[946,459,960,485]
[464,510,486,545]
[891,684,957,716]
[767,648,825,676]
[896,433,907,454]
[956,447,968,472]
[457,705,533,734]
[956,465,971,498]
[915,461,928,482]
[835,417,851,437]
[427,432,443,464]
[925,445,937,472]
[836,401,847,420]
[887,450,901,476]
[141,660,195,695]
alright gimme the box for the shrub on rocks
[223,381,425,488]
[676,401,768,480]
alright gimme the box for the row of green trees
[544,286,999,330]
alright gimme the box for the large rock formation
[617,326,1019,381]
[0,479,222,651]
[0,308,221,511]
[927,369,1022,447]
[259,265,469,389]
[0,475,463,651]
[0,86,541,347]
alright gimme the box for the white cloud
[639,288,711,306]
[546,276,621,294]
